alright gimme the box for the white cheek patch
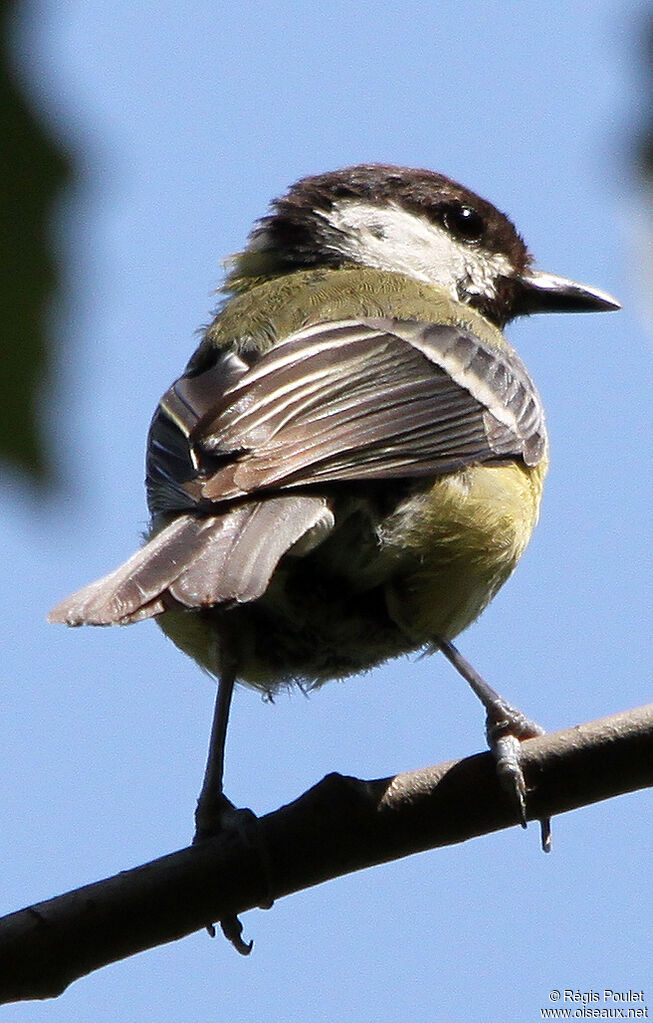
[321,199,513,303]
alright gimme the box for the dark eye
[442,204,485,242]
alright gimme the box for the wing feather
[52,316,546,626]
[178,318,547,501]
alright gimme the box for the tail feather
[48,495,331,627]
[168,497,329,606]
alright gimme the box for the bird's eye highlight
[442,204,484,243]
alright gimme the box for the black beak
[513,269,621,316]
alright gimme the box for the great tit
[50,164,619,868]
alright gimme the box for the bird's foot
[484,696,551,852]
[192,794,273,954]
[193,790,246,844]
[435,638,551,851]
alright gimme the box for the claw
[540,817,552,854]
[491,732,528,827]
[220,915,253,956]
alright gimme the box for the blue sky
[3,1,652,1020]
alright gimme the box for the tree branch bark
[2,703,652,1004]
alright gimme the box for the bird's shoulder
[198,266,507,361]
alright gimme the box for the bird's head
[226,164,619,327]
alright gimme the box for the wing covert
[147,317,547,513]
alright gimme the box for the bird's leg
[194,664,237,843]
[193,664,266,955]
[435,638,551,852]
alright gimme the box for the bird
[49,164,619,948]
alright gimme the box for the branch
[2,703,652,1003]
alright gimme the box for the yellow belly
[382,460,547,641]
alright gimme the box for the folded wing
[50,317,546,627]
